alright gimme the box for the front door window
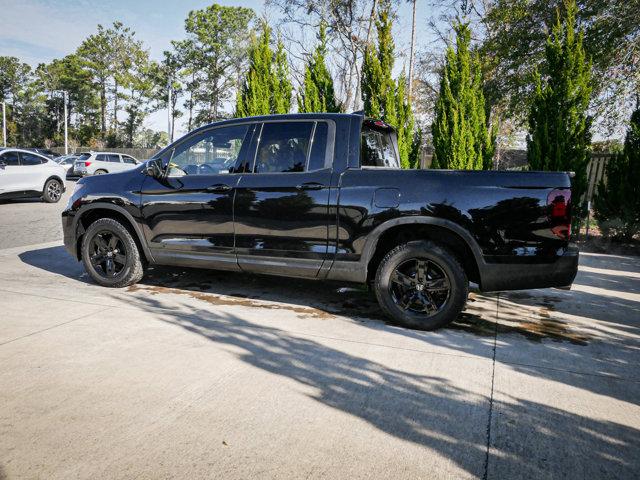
[169,125,250,176]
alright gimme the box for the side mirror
[144,159,164,179]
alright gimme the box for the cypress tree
[432,21,494,170]
[236,23,272,117]
[527,0,592,208]
[271,38,292,114]
[361,0,415,168]
[396,70,415,169]
[236,22,292,117]
[361,1,396,125]
[298,22,340,113]
[593,108,640,240]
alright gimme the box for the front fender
[64,202,153,262]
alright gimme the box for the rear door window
[308,122,330,171]
[107,154,121,163]
[20,153,46,165]
[253,122,313,173]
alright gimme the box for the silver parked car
[73,152,140,176]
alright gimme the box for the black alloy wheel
[88,230,127,278]
[81,218,145,287]
[374,240,468,331]
[389,258,451,316]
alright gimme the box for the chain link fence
[50,147,160,161]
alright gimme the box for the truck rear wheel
[374,240,468,331]
[81,218,145,288]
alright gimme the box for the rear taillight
[547,188,572,240]
[84,161,92,167]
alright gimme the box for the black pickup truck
[62,113,578,330]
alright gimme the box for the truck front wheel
[81,218,145,288]
[374,240,468,331]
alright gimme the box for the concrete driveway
[0,194,639,479]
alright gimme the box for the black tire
[81,218,145,288]
[94,169,108,175]
[42,178,63,203]
[374,240,468,331]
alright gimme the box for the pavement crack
[482,293,499,480]
[0,308,108,347]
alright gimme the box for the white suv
[0,148,67,203]
[73,152,140,176]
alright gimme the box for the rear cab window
[360,120,400,168]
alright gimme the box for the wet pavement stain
[452,311,590,345]
[129,268,590,345]
[452,293,590,345]
[127,284,336,320]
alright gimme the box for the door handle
[296,182,324,191]
[206,183,233,193]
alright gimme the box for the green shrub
[593,108,640,240]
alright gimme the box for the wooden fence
[585,153,613,204]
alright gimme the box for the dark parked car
[26,148,60,160]
[62,113,578,330]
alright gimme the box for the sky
[0,0,437,136]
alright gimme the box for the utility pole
[2,101,6,147]
[63,91,68,154]
[167,77,173,143]
[408,0,417,100]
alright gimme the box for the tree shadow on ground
[16,243,640,476]
[19,245,640,407]
[129,292,640,479]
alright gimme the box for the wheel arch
[362,217,485,286]
[42,174,65,191]
[73,203,153,263]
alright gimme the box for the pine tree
[593,107,640,240]
[298,22,340,113]
[431,21,494,170]
[360,0,414,168]
[236,22,293,117]
[527,0,592,209]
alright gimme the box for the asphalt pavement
[0,180,75,249]
[0,192,639,479]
